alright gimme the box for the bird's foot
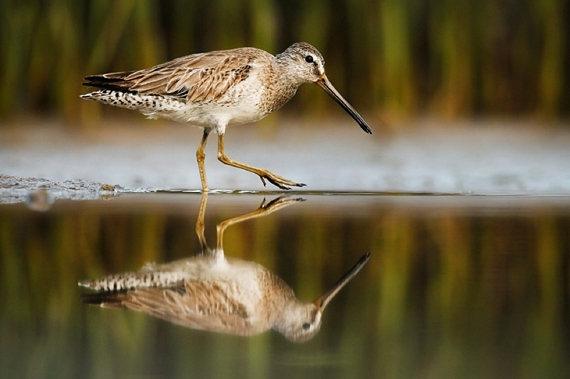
[257,171,306,190]
[258,196,305,213]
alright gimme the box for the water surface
[1,193,569,378]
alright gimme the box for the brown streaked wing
[122,48,263,103]
[120,280,257,335]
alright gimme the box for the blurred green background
[1,0,568,126]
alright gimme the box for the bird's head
[278,42,372,134]
[275,253,371,343]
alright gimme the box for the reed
[0,0,568,124]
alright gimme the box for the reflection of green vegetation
[1,1,568,123]
[1,197,569,378]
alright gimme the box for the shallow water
[3,121,570,194]
[1,193,569,379]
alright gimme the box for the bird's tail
[81,290,128,309]
[82,71,135,92]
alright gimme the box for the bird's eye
[302,322,311,330]
[305,55,314,63]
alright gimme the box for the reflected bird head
[279,303,323,343]
[277,253,371,342]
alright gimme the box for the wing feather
[83,48,268,103]
[117,280,257,335]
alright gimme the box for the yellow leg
[195,192,209,252]
[216,133,306,190]
[196,129,211,192]
[216,196,303,250]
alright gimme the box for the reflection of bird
[79,195,370,342]
[81,42,372,192]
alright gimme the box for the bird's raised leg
[196,129,211,192]
[216,133,306,190]
[216,196,304,251]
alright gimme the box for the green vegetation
[0,0,568,123]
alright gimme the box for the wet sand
[1,117,570,203]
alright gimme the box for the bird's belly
[144,99,266,130]
[179,257,264,283]
[175,258,268,314]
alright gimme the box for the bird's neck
[259,62,300,114]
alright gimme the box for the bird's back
[81,47,284,129]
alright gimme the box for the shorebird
[80,195,370,342]
[81,42,372,191]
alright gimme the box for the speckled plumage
[80,253,301,338]
[81,42,371,191]
[79,196,370,342]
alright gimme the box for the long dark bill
[314,252,371,311]
[315,74,372,134]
